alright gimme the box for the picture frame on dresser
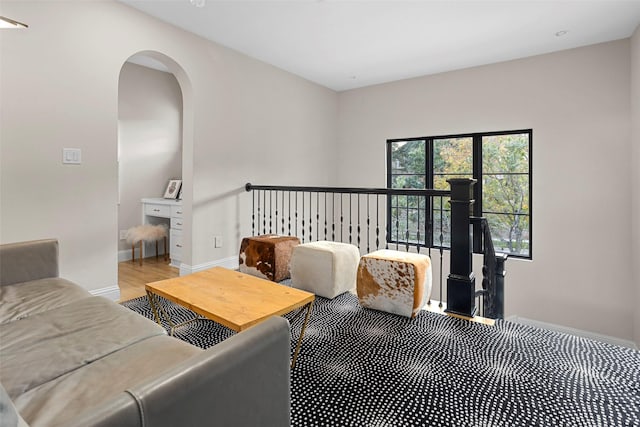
[163,179,182,199]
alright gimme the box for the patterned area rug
[122,293,640,427]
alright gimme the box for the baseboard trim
[179,256,239,276]
[90,285,121,302]
[506,316,638,350]
[118,249,132,263]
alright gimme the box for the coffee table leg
[291,300,314,369]
[147,290,163,326]
[146,291,177,335]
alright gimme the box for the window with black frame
[387,129,532,259]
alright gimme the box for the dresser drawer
[171,217,184,230]
[171,205,184,218]
[170,229,183,261]
[144,204,171,218]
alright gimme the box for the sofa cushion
[0,277,91,324]
[0,296,166,399]
[0,239,58,287]
[14,335,200,427]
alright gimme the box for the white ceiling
[120,0,640,91]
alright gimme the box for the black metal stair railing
[244,180,506,319]
[471,217,508,319]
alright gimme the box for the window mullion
[426,138,434,248]
[472,135,483,253]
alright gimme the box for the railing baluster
[405,195,410,252]
[308,192,312,242]
[349,194,353,244]
[439,195,444,308]
[269,190,273,234]
[274,191,278,235]
[332,193,336,241]
[251,190,256,236]
[301,192,305,243]
[262,190,266,235]
[385,195,390,250]
[366,195,370,253]
[316,192,320,242]
[324,193,328,241]
[395,195,399,250]
[416,194,421,254]
[288,192,292,236]
[257,190,261,236]
[295,192,298,238]
[428,243,432,306]
[340,195,344,243]
[375,194,380,250]
[357,195,361,250]
[282,191,285,235]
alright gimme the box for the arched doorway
[117,51,193,301]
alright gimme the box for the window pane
[391,175,425,189]
[433,137,472,174]
[482,174,529,215]
[390,140,426,175]
[484,213,530,257]
[482,133,529,174]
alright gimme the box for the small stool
[290,241,360,299]
[239,235,300,282]
[357,250,432,318]
[126,224,168,266]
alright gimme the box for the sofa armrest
[68,316,292,427]
[0,239,59,287]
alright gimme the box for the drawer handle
[176,244,182,248]
[153,209,160,212]
[176,222,183,226]
[176,211,183,215]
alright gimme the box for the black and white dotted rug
[122,293,640,426]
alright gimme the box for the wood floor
[118,256,179,302]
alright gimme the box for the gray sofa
[0,239,291,427]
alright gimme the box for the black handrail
[246,183,450,197]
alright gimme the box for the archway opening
[117,51,193,301]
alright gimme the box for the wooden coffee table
[145,267,315,368]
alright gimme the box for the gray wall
[118,62,183,254]
[337,40,634,341]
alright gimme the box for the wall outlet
[119,230,128,240]
[214,236,222,248]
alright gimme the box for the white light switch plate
[63,148,81,164]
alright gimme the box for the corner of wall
[630,24,640,346]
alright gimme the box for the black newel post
[445,178,477,317]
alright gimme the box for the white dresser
[141,198,183,268]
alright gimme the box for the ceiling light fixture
[0,16,28,29]
[190,0,206,7]
[555,30,568,37]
